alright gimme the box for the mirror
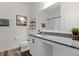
[39,2,79,32]
[39,2,61,31]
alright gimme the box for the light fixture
[43,1,56,9]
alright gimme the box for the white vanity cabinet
[29,36,43,56]
[41,37,79,56]
[29,35,52,56]
[52,46,77,56]
[29,35,79,56]
[36,37,52,56]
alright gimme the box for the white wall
[0,2,29,51]
[28,2,45,34]
[61,2,79,31]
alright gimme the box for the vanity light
[43,1,56,9]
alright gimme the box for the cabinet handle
[32,39,35,44]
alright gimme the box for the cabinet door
[30,37,44,56]
[34,38,52,56]
[29,36,52,56]
[29,36,33,55]
[29,36,41,56]
[53,46,77,56]
[29,36,36,56]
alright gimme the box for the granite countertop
[29,33,79,50]
[29,33,79,55]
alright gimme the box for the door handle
[32,39,35,44]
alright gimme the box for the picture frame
[0,19,9,26]
[16,15,27,26]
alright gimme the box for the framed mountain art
[16,15,27,26]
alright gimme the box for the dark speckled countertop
[29,30,79,51]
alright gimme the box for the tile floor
[0,48,32,56]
